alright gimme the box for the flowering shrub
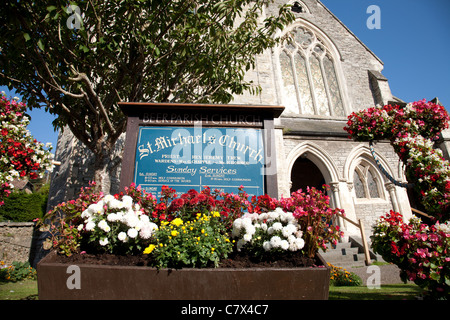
[0,94,54,205]
[371,211,450,299]
[78,194,158,254]
[232,208,305,258]
[144,212,233,268]
[344,100,449,142]
[0,261,37,282]
[344,100,450,220]
[279,186,344,258]
[328,263,362,287]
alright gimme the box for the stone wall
[0,222,36,265]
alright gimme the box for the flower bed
[37,183,341,299]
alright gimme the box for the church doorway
[290,156,326,193]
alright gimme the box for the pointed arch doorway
[290,156,326,193]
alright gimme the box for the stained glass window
[279,26,345,117]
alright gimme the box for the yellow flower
[201,229,205,234]
[211,248,215,252]
[143,244,156,254]
[212,211,220,218]
[171,230,179,237]
[171,218,184,227]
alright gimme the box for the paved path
[345,264,411,285]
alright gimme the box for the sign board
[134,126,265,198]
[119,103,284,198]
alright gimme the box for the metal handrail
[333,212,372,266]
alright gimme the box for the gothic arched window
[279,26,345,117]
[353,163,382,199]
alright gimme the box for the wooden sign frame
[118,102,284,199]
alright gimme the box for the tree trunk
[93,141,113,195]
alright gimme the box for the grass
[0,279,38,300]
[329,283,424,300]
[0,280,424,300]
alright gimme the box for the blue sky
[1,0,449,151]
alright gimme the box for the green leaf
[445,277,450,286]
[23,33,31,42]
[37,39,44,51]
[47,5,57,12]
[430,271,440,281]
[79,44,89,53]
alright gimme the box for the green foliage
[0,1,295,186]
[0,261,37,282]
[0,191,47,222]
[146,212,233,269]
[328,263,362,287]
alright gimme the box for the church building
[49,0,422,244]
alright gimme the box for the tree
[0,0,294,192]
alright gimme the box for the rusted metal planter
[37,251,330,300]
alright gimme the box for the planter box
[37,251,330,300]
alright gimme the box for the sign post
[119,102,284,198]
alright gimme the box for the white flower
[107,213,118,222]
[282,224,297,237]
[103,194,115,205]
[124,211,140,228]
[272,222,283,232]
[244,224,256,236]
[99,238,109,246]
[263,241,272,251]
[81,209,91,219]
[98,220,110,232]
[118,232,127,242]
[233,218,243,230]
[122,195,133,209]
[127,228,138,238]
[85,221,96,231]
[280,240,289,250]
[268,211,278,220]
[77,224,84,231]
[243,233,253,242]
[87,202,104,215]
[270,236,282,248]
[140,215,150,223]
[139,222,158,239]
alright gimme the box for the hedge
[0,192,47,222]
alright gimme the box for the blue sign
[134,126,265,198]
